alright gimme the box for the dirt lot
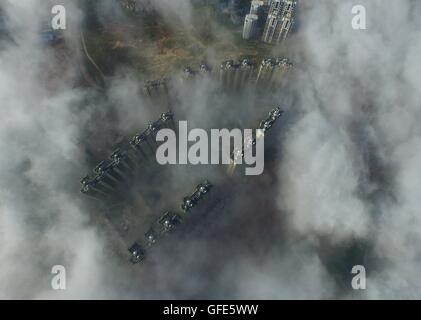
[84,6,274,79]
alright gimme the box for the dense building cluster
[180,57,292,93]
[79,110,216,264]
[129,181,213,264]
[126,108,284,264]
[243,0,297,44]
[256,57,292,89]
[140,56,291,104]
[231,106,284,163]
[77,7,291,263]
[181,181,213,213]
[81,104,284,264]
[80,111,174,200]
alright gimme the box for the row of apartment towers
[141,57,292,100]
[243,0,297,44]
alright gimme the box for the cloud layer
[0,0,420,299]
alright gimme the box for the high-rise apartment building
[242,14,259,40]
[261,0,297,44]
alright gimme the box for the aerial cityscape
[1,0,421,302]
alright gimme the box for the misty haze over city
[0,0,420,301]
